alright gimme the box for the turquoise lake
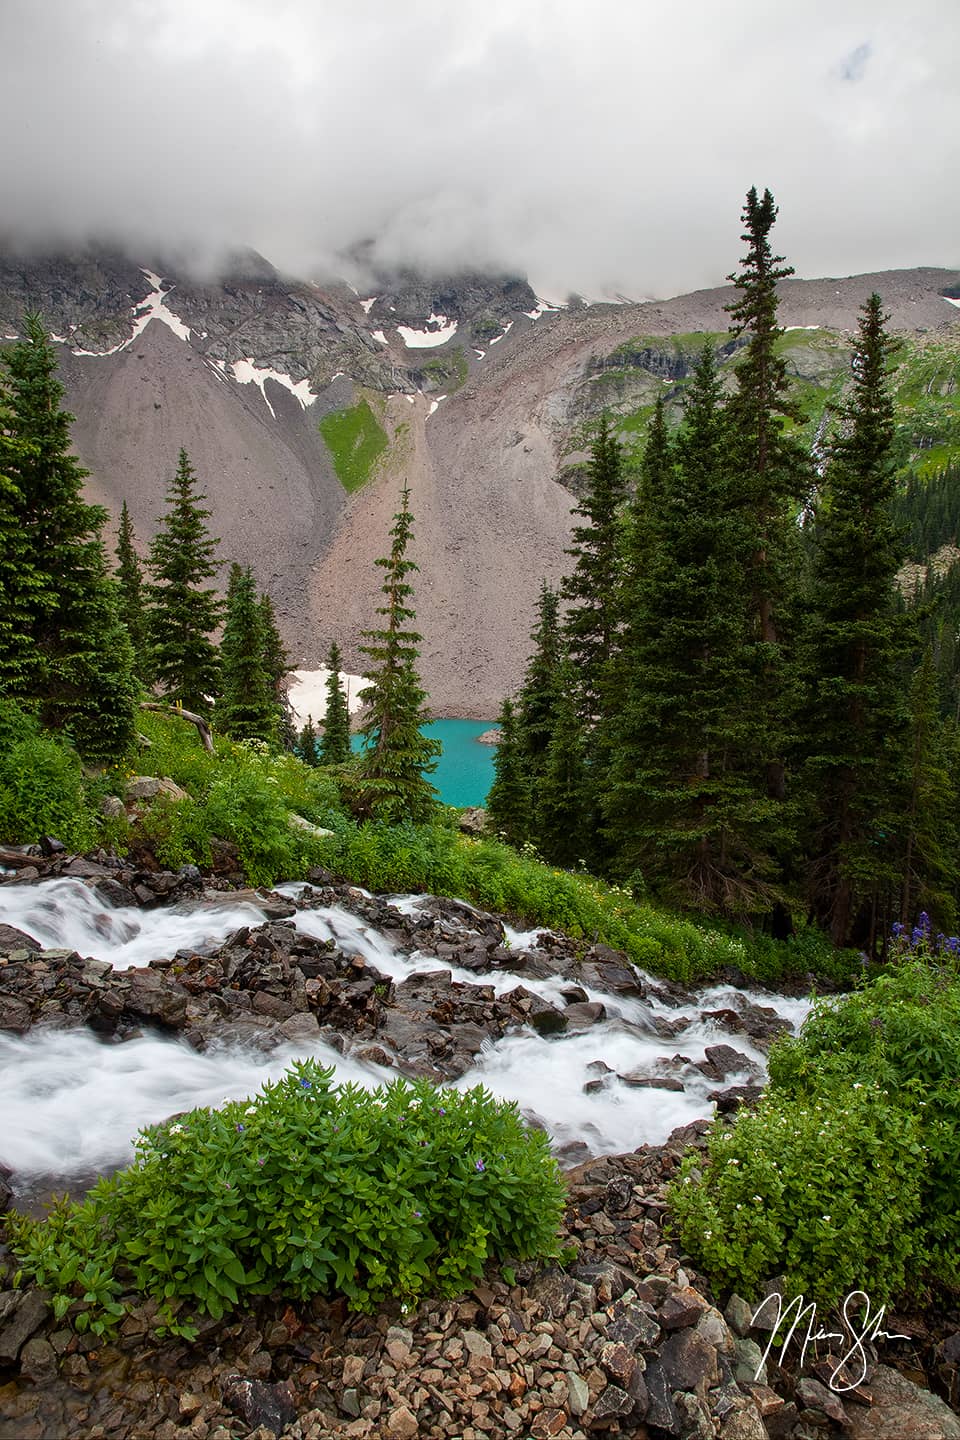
[351,719,497,808]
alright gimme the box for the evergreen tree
[146,449,222,714]
[218,563,278,743]
[605,347,764,911]
[535,659,588,867]
[355,486,440,822]
[899,649,959,930]
[725,187,810,805]
[802,294,912,947]
[298,716,320,766]
[516,583,564,775]
[0,314,137,759]
[485,697,529,846]
[562,413,628,724]
[115,500,151,679]
[320,641,352,765]
[257,591,293,746]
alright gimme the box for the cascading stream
[0,878,810,1195]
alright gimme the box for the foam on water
[0,878,268,969]
[0,879,812,1187]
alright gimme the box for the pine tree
[146,449,222,715]
[218,563,278,743]
[516,583,564,776]
[257,591,293,746]
[899,649,959,931]
[725,188,810,806]
[535,659,588,867]
[604,347,763,910]
[320,640,352,765]
[115,500,150,679]
[355,486,440,822]
[562,413,628,724]
[0,314,137,759]
[802,293,912,947]
[298,716,320,766]
[485,697,529,846]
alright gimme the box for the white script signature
[751,1290,910,1392]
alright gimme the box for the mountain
[1,249,959,717]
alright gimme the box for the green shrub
[768,961,960,1284]
[668,1085,925,1305]
[8,1063,565,1335]
[0,703,98,849]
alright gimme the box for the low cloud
[1,0,957,297]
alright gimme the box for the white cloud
[0,0,957,296]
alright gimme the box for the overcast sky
[2,0,957,298]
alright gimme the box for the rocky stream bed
[0,847,958,1439]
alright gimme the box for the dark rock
[659,1327,719,1390]
[40,836,66,856]
[19,1336,58,1384]
[605,1299,661,1352]
[0,924,41,952]
[221,1374,297,1434]
[124,969,188,1027]
[563,1001,606,1028]
[659,1286,709,1330]
[643,1359,682,1433]
[591,1382,634,1424]
[0,994,32,1033]
[0,1289,51,1363]
[710,1084,764,1113]
[0,1164,12,1213]
[844,1364,960,1438]
[458,807,488,836]
[796,1376,848,1424]
[695,1044,762,1081]
[527,1270,578,1319]
[618,1071,685,1091]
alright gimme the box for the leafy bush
[671,960,960,1305]
[0,702,98,849]
[668,1085,924,1305]
[8,1063,565,1335]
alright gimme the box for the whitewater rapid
[0,878,810,1197]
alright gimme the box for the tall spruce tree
[802,293,911,947]
[257,591,293,745]
[516,583,564,778]
[485,697,529,846]
[562,413,628,724]
[725,188,810,808]
[899,649,959,930]
[604,347,764,911]
[298,716,320,766]
[320,641,352,764]
[146,449,222,714]
[115,501,150,679]
[218,564,278,743]
[535,659,588,867]
[355,486,440,822]
[0,314,137,759]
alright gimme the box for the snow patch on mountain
[72,269,191,357]
[397,313,458,348]
[488,320,513,346]
[428,395,446,416]
[372,329,388,345]
[524,300,559,320]
[231,358,316,418]
[945,297,960,310]
[359,297,377,314]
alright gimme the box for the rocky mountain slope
[1,251,958,716]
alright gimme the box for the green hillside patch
[320,398,388,492]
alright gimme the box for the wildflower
[235,1123,245,1133]
[413,1210,422,1218]
[169,1124,183,1135]
[475,1160,485,1172]
[300,1078,313,1090]
[257,1158,265,1167]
